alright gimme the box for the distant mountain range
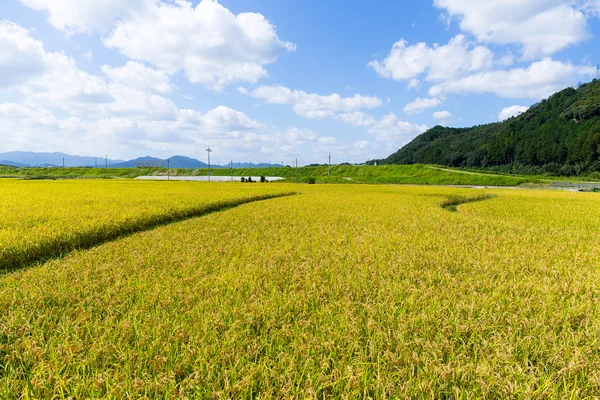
[0,151,283,169]
[0,160,26,167]
[0,152,123,168]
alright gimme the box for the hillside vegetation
[381,79,600,176]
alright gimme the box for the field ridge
[1,191,297,272]
[440,194,497,212]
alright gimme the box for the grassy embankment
[0,164,532,186]
[1,182,600,397]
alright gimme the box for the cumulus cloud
[241,85,383,119]
[370,8,597,103]
[433,110,452,125]
[498,105,529,121]
[434,0,590,59]
[368,113,429,141]
[368,35,495,82]
[286,128,317,145]
[19,0,157,33]
[178,106,263,134]
[0,33,172,120]
[429,58,596,99]
[334,111,376,126]
[403,97,443,114]
[317,136,337,145]
[433,110,452,120]
[103,0,295,90]
[102,62,173,94]
[0,100,268,158]
[20,52,114,110]
[0,21,48,89]
[579,0,600,15]
[0,20,272,159]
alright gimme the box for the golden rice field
[2,180,600,398]
[0,180,293,271]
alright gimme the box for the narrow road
[426,166,502,176]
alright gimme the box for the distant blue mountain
[110,156,167,168]
[0,160,26,167]
[0,151,122,167]
[110,156,283,169]
[0,151,285,169]
[111,155,209,168]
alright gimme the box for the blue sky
[1,0,599,164]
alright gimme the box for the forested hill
[380,79,600,175]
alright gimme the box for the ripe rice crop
[0,180,294,271]
[2,183,600,397]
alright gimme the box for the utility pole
[230,160,233,181]
[167,158,170,181]
[328,152,331,177]
[62,157,65,180]
[206,146,212,181]
[295,158,298,183]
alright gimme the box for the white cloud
[433,110,452,125]
[0,22,114,110]
[317,136,336,145]
[580,0,600,15]
[408,79,421,89]
[6,46,173,120]
[403,97,442,114]
[0,101,268,158]
[102,61,173,94]
[102,84,177,120]
[0,20,145,128]
[433,110,452,120]
[0,21,47,89]
[498,105,529,121]
[242,85,383,119]
[19,0,157,33]
[369,15,597,104]
[353,141,370,150]
[334,111,376,126]
[367,113,429,141]
[368,35,495,82]
[429,58,596,99]
[177,106,263,134]
[286,127,317,145]
[21,52,114,109]
[0,21,274,159]
[434,0,590,59]
[103,0,295,90]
